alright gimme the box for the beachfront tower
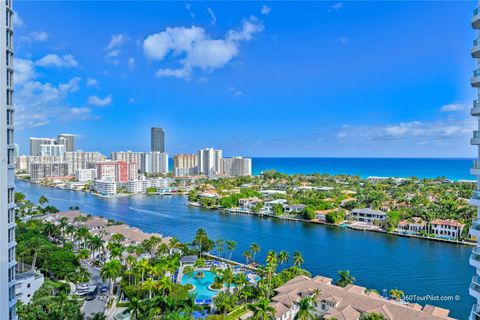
[470,4,480,319]
[0,0,16,318]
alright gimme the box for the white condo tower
[0,0,16,319]
[471,4,480,320]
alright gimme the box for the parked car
[100,284,108,293]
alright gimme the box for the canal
[16,180,473,319]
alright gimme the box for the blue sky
[13,1,476,157]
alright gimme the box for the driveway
[81,262,108,318]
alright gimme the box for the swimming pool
[180,270,218,300]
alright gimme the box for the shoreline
[190,203,476,247]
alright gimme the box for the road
[81,262,108,318]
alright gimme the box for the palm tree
[293,251,304,267]
[136,258,150,284]
[248,298,275,320]
[336,270,355,288]
[294,296,316,320]
[193,228,209,256]
[389,289,405,301]
[226,240,237,259]
[77,248,90,261]
[87,235,103,260]
[100,259,122,295]
[250,243,260,263]
[38,195,49,207]
[157,276,173,295]
[127,297,144,320]
[360,313,386,320]
[87,313,107,320]
[278,250,289,265]
[243,250,252,265]
[143,278,157,299]
[75,227,91,249]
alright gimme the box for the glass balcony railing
[471,276,480,294]
[472,305,480,320]
[474,100,480,108]
[473,131,480,139]
[472,218,480,229]
[475,8,480,16]
[472,248,480,261]
[473,161,480,169]
[474,70,480,77]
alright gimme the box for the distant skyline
[13,1,477,157]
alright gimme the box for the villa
[262,199,289,214]
[350,208,387,224]
[270,275,453,320]
[238,197,263,211]
[397,217,426,233]
[284,204,306,214]
[429,219,465,239]
[95,224,171,248]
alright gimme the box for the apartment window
[7,148,13,165]
[9,306,15,320]
[6,128,13,145]
[7,208,13,224]
[6,89,13,106]
[8,266,14,282]
[7,227,14,243]
[8,247,14,263]
[8,285,14,302]
[7,187,13,204]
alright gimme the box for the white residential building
[262,199,288,214]
[75,169,97,182]
[56,134,75,152]
[470,6,480,317]
[93,180,117,196]
[40,144,65,157]
[30,162,69,181]
[64,151,105,175]
[143,152,169,175]
[111,151,143,166]
[198,148,222,177]
[1,1,16,317]
[15,270,44,304]
[350,208,387,224]
[430,219,464,239]
[223,156,252,177]
[29,137,55,156]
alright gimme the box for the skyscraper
[151,127,165,153]
[1,1,16,318]
[57,134,75,152]
[471,5,480,318]
[29,137,56,156]
[198,148,222,177]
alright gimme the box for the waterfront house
[262,199,288,214]
[397,217,426,233]
[270,275,453,320]
[350,208,387,224]
[238,197,263,211]
[284,204,306,214]
[430,219,465,239]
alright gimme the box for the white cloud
[36,54,78,68]
[14,58,36,85]
[335,37,349,45]
[328,2,343,13]
[88,94,112,107]
[13,11,23,27]
[104,34,128,63]
[207,7,216,25]
[31,31,49,42]
[261,5,271,15]
[185,3,195,18]
[143,16,263,79]
[440,102,467,112]
[86,77,99,87]
[128,57,136,69]
[128,97,135,104]
[228,86,243,96]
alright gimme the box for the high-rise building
[223,156,252,177]
[471,5,480,317]
[143,152,169,175]
[198,148,222,177]
[63,151,105,175]
[1,2,16,317]
[57,134,75,152]
[30,162,69,181]
[111,151,143,167]
[173,154,198,177]
[95,161,138,183]
[40,144,65,157]
[151,127,165,153]
[29,137,55,156]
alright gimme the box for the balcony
[474,39,480,59]
[472,218,480,238]
[471,305,480,320]
[472,161,480,175]
[471,131,480,145]
[472,100,480,116]
[474,8,480,29]
[473,70,480,88]
[470,276,480,301]
[471,248,480,270]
